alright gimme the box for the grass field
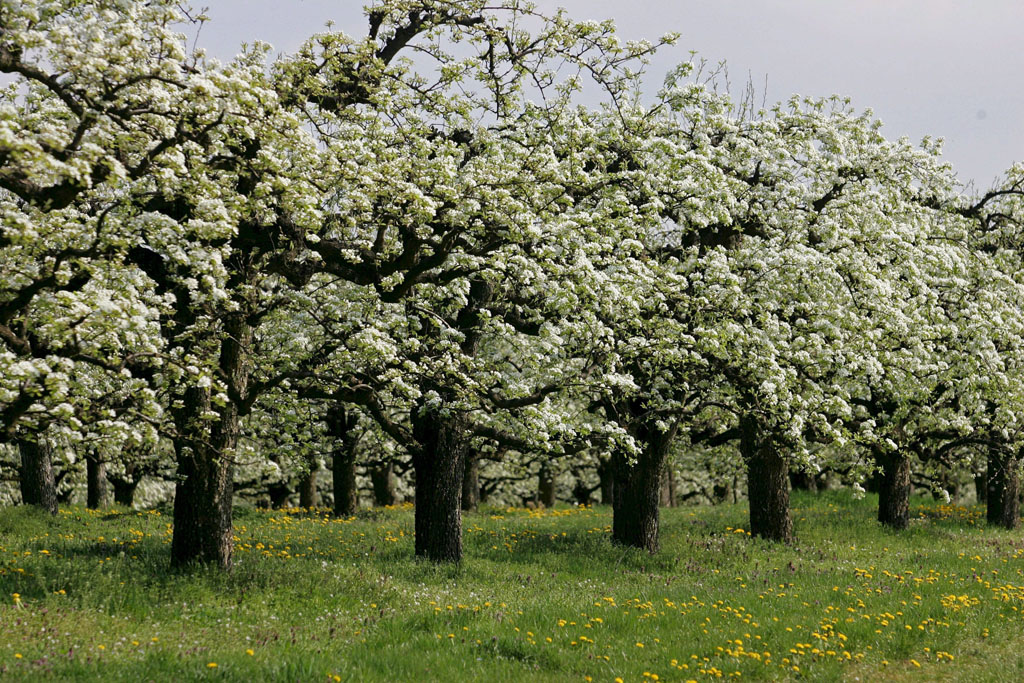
[2,491,1024,681]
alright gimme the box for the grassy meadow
[2,491,1024,681]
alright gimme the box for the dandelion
[207,662,218,668]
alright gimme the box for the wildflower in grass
[207,662,217,668]
[246,649,255,656]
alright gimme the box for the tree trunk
[370,462,397,506]
[170,315,251,570]
[538,462,556,508]
[86,451,108,509]
[975,470,988,505]
[333,450,358,516]
[789,470,817,492]
[461,451,480,512]
[171,388,237,569]
[299,467,318,509]
[660,463,676,507]
[988,450,1020,529]
[326,404,359,516]
[611,421,677,553]
[597,458,614,506]
[741,416,792,542]
[571,478,593,506]
[109,463,141,507]
[407,280,492,562]
[712,481,731,505]
[267,482,291,509]
[411,401,467,563]
[18,437,58,515]
[875,449,911,530]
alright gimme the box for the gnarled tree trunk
[611,421,678,553]
[411,400,468,563]
[875,449,911,530]
[171,315,251,570]
[741,415,792,542]
[18,437,58,515]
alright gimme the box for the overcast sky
[198,1,1024,190]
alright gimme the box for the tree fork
[170,315,251,570]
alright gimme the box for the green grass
[2,491,1024,681]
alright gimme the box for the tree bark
[170,315,251,570]
[370,462,397,506]
[741,415,792,542]
[411,400,467,563]
[875,449,911,530]
[461,451,480,511]
[109,463,142,507]
[299,467,318,509]
[325,404,359,516]
[86,451,108,509]
[611,421,677,553]
[597,458,614,506]
[974,470,988,505]
[660,463,676,507]
[18,437,58,515]
[712,481,731,505]
[538,462,556,508]
[789,470,817,492]
[987,450,1020,529]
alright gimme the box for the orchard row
[2,0,1022,567]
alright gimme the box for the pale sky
[198,1,1024,190]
